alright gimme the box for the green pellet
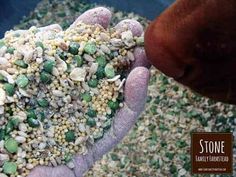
[74,55,83,67]
[0,73,6,82]
[86,118,96,127]
[3,161,17,174]
[3,83,15,96]
[37,98,49,107]
[108,100,119,111]
[105,64,115,78]
[6,47,15,54]
[14,59,28,68]
[84,42,97,55]
[43,60,55,73]
[16,75,29,88]
[87,108,97,118]
[0,128,5,141]
[96,55,107,67]
[35,41,44,49]
[4,138,18,153]
[88,78,98,88]
[27,118,40,128]
[65,130,75,142]
[40,71,52,84]
[68,42,80,55]
[96,66,105,79]
[27,110,37,119]
[81,92,92,102]
[64,153,72,163]
[5,121,14,134]
[9,117,20,128]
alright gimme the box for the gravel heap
[12,0,236,177]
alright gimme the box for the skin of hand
[145,0,236,104]
[27,7,150,177]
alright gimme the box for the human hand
[145,0,236,104]
[27,7,150,177]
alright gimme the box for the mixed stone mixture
[0,21,143,176]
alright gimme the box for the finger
[132,47,151,69]
[70,7,112,29]
[124,67,150,113]
[115,19,143,37]
[28,165,75,177]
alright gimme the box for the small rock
[15,136,26,143]
[70,68,86,81]
[0,88,6,106]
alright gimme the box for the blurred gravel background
[9,0,236,176]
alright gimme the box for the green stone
[88,78,98,88]
[65,130,75,142]
[84,42,97,55]
[27,110,37,119]
[108,100,119,111]
[0,128,5,141]
[4,138,18,153]
[43,60,55,73]
[16,75,29,88]
[74,55,83,67]
[5,122,14,134]
[104,64,115,78]
[68,42,80,55]
[0,73,6,82]
[81,92,92,102]
[96,66,105,79]
[40,71,52,84]
[86,118,96,127]
[27,118,40,128]
[3,83,15,96]
[3,161,17,175]
[96,55,107,67]
[64,153,72,163]
[14,59,28,68]
[87,108,97,117]
[6,47,15,54]
[37,98,49,107]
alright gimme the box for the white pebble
[0,88,6,106]
[70,68,86,81]
[83,54,94,62]
[15,136,26,143]
[0,106,4,115]
[19,123,27,132]
[66,161,75,169]
[78,123,86,133]
[100,44,111,54]
[52,90,64,97]
[26,163,34,170]
[0,154,9,161]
